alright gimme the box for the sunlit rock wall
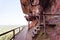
[20,0,60,29]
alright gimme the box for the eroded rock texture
[20,0,57,28]
[20,0,60,40]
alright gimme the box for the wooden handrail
[0,27,20,36]
[43,14,60,16]
[0,27,24,40]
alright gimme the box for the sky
[0,0,28,25]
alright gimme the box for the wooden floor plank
[14,26,32,40]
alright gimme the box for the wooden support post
[39,15,40,25]
[13,30,15,40]
[28,21,30,30]
[43,12,48,38]
[19,27,20,32]
[43,15,46,33]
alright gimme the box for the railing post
[28,21,30,30]
[13,30,15,40]
[19,27,20,32]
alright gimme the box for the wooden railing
[0,26,24,40]
[43,14,60,16]
[42,13,60,35]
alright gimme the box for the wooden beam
[43,14,60,16]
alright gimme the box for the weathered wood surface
[14,26,32,40]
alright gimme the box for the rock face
[20,0,60,39]
[20,0,60,27]
[20,0,60,28]
[20,0,57,28]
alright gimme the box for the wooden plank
[14,26,32,40]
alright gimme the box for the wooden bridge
[14,26,32,40]
[0,25,33,40]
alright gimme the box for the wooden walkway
[14,26,32,40]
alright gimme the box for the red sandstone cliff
[20,0,60,29]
